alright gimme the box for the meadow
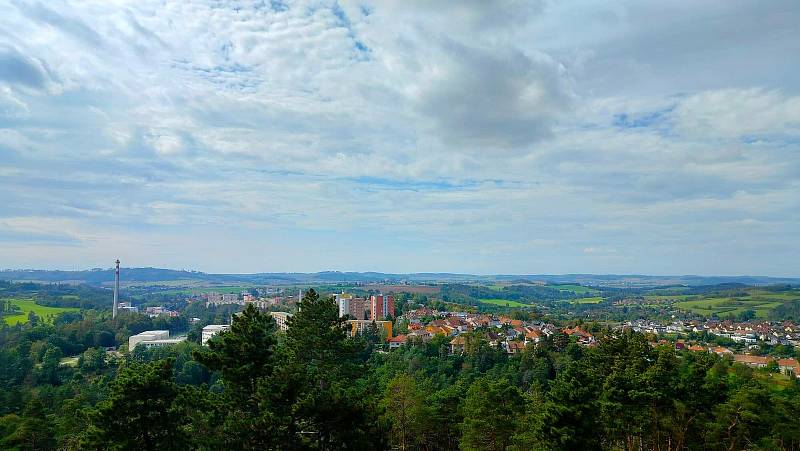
[2,298,79,325]
[551,284,600,295]
[478,298,530,308]
[663,289,800,318]
[569,296,604,304]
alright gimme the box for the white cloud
[0,0,798,275]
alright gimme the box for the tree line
[2,289,800,450]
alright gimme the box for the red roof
[388,334,408,343]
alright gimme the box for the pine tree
[84,359,188,451]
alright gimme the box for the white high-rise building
[336,293,353,318]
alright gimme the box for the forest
[1,289,800,450]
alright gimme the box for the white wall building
[202,324,231,346]
[270,311,293,331]
[128,330,186,350]
[336,293,353,318]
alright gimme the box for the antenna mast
[113,259,120,319]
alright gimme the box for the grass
[570,296,604,304]
[644,294,698,301]
[550,284,599,294]
[147,285,251,296]
[479,298,529,308]
[2,299,79,325]
[643,288,800,319]
[674,295,794,319]
[59,357,79,367]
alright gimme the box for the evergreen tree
[84,359,188,451]
[382,373,427,451]
[193,303,279,449]
[460,377,523,451]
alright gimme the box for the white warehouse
[128,330,186,350]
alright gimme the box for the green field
[550,284,599,295]
[673,290,800,318]
[2,299,79,325]
[644,294,698,301]
[570,296,604,304]
[143,285,251,296]
[479,298,529,308]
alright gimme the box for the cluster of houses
[387,308,597,354]
[387,309,800,377]
[623,319,800,346]
[659,341,800,377]
[143,306,180,318]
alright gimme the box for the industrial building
[128,330,186,350]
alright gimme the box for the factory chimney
[112,259,120,319]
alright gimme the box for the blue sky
[0,0,798,276]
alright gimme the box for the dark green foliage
[460,377,524,451]
[84,359,189,451]
[3,283,800,450]
[194,303,277,400]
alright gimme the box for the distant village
[125,289,800,378]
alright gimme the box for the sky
[0,0,798,276]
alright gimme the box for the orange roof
[688,345,706,352]
[778,358,800,369]
[388,334,408,343]
[734,355,769,365]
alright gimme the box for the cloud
[0,46,51,90]
[0,0,797,275]
[673,88,800,140]
[411,42,571,151]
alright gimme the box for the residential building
[347,319,392,339]
[335,293,366,319]
[270,311,293,332]
[201,324,230,346]
[118,302,138,314]
[450,335,467,355]
[778,358,800,376]
[370,294,394,320]
[388,334,408,349]
[206,292,242,306]
[128,330,186,350]
[733,355,770,368]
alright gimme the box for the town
[123,285,800,379]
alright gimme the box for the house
[505,340,525,355]
[733,355,770,368]
[712,347,733,356]
[388,334,408,350]
[524,329,543,345]
[687,344,706,352]
[408,329,432,341]
[562,327,595,345]
[778,358,800,377]
[450,336,467,355]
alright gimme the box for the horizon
[1,1,798,276]
[1,265,798,280]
